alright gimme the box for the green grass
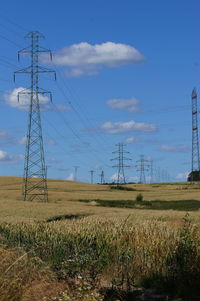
[77,199,200,211]
[46,213,89,222]
[109,185,137,191]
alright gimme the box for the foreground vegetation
[0,177,200,300]
[0,214,200,300]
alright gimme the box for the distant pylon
[100,170,105,184]
[111,143,131,185]
[136,155,149,184]
[14,31,56,202]
[149,159,153,183]
[191,88,200,180]
[74,166,79,181]
[89,170,95,184]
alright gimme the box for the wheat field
[0,177,200,300]
[0,176,200,224]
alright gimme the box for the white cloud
[4,88,69,112]
[15,137,27,145]
[107,98,140,112]
[0,149,22,163]
[158,144,190,152]
[4,87,50,111]
[46,139,57,146]
[175,172,189,180]
[15,137,57,146]
[101,120,156,134]
[55,104,71,111]
[110,173,136,183]
[125,137,138,144]
[66,173,75,181]
[110,173,118,182]
[46,41,145,77]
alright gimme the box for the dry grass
[0,177,200,300]
[0,176,200,224]
[0,245,55,301]
[0,245,103,301]
[0,214,199,300]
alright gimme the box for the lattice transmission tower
[89,170,95,184]
[136,154,149,184]
[100,170,105,184]
[111,143,131,185]
[191,88,200,180]
[74,166,80,181]
[14,31,56,202]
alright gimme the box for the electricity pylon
[89,170,95,184]
[191,88,200,181]
[111,143,131,185]
[136,154,149,184]
[149,159,153,183]
[14,31,56,202]
[100,170,105,184]
[74,166,79,181]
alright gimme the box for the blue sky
[0,0,199,183]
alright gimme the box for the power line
[0,33,22,48]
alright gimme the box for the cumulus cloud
[4,87,50,111]
[4,88,70,112]
[110,173,135,183]
[0,149,22,163]
[55,104,71,111]
[110,173,118,182]
[125,137,138,144]
[158,144,190,152]
[45,42,145,77]
[175,172,189,180]
[107,98,140,112]
[101,120,156,134]
[66,173,75,181]
[15,137,27,145]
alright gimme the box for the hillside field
[0,176,200,223]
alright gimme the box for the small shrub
[166,214,200,299]
[135,193,143,202]
[110,185,136,191]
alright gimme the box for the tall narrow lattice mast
[74,166,80,181]
[14,31,56,201]
[191,88,200,177]
[100,170,105,184]
[136,154,149,184]
[89,170,95,184]
[111,143,131,185]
